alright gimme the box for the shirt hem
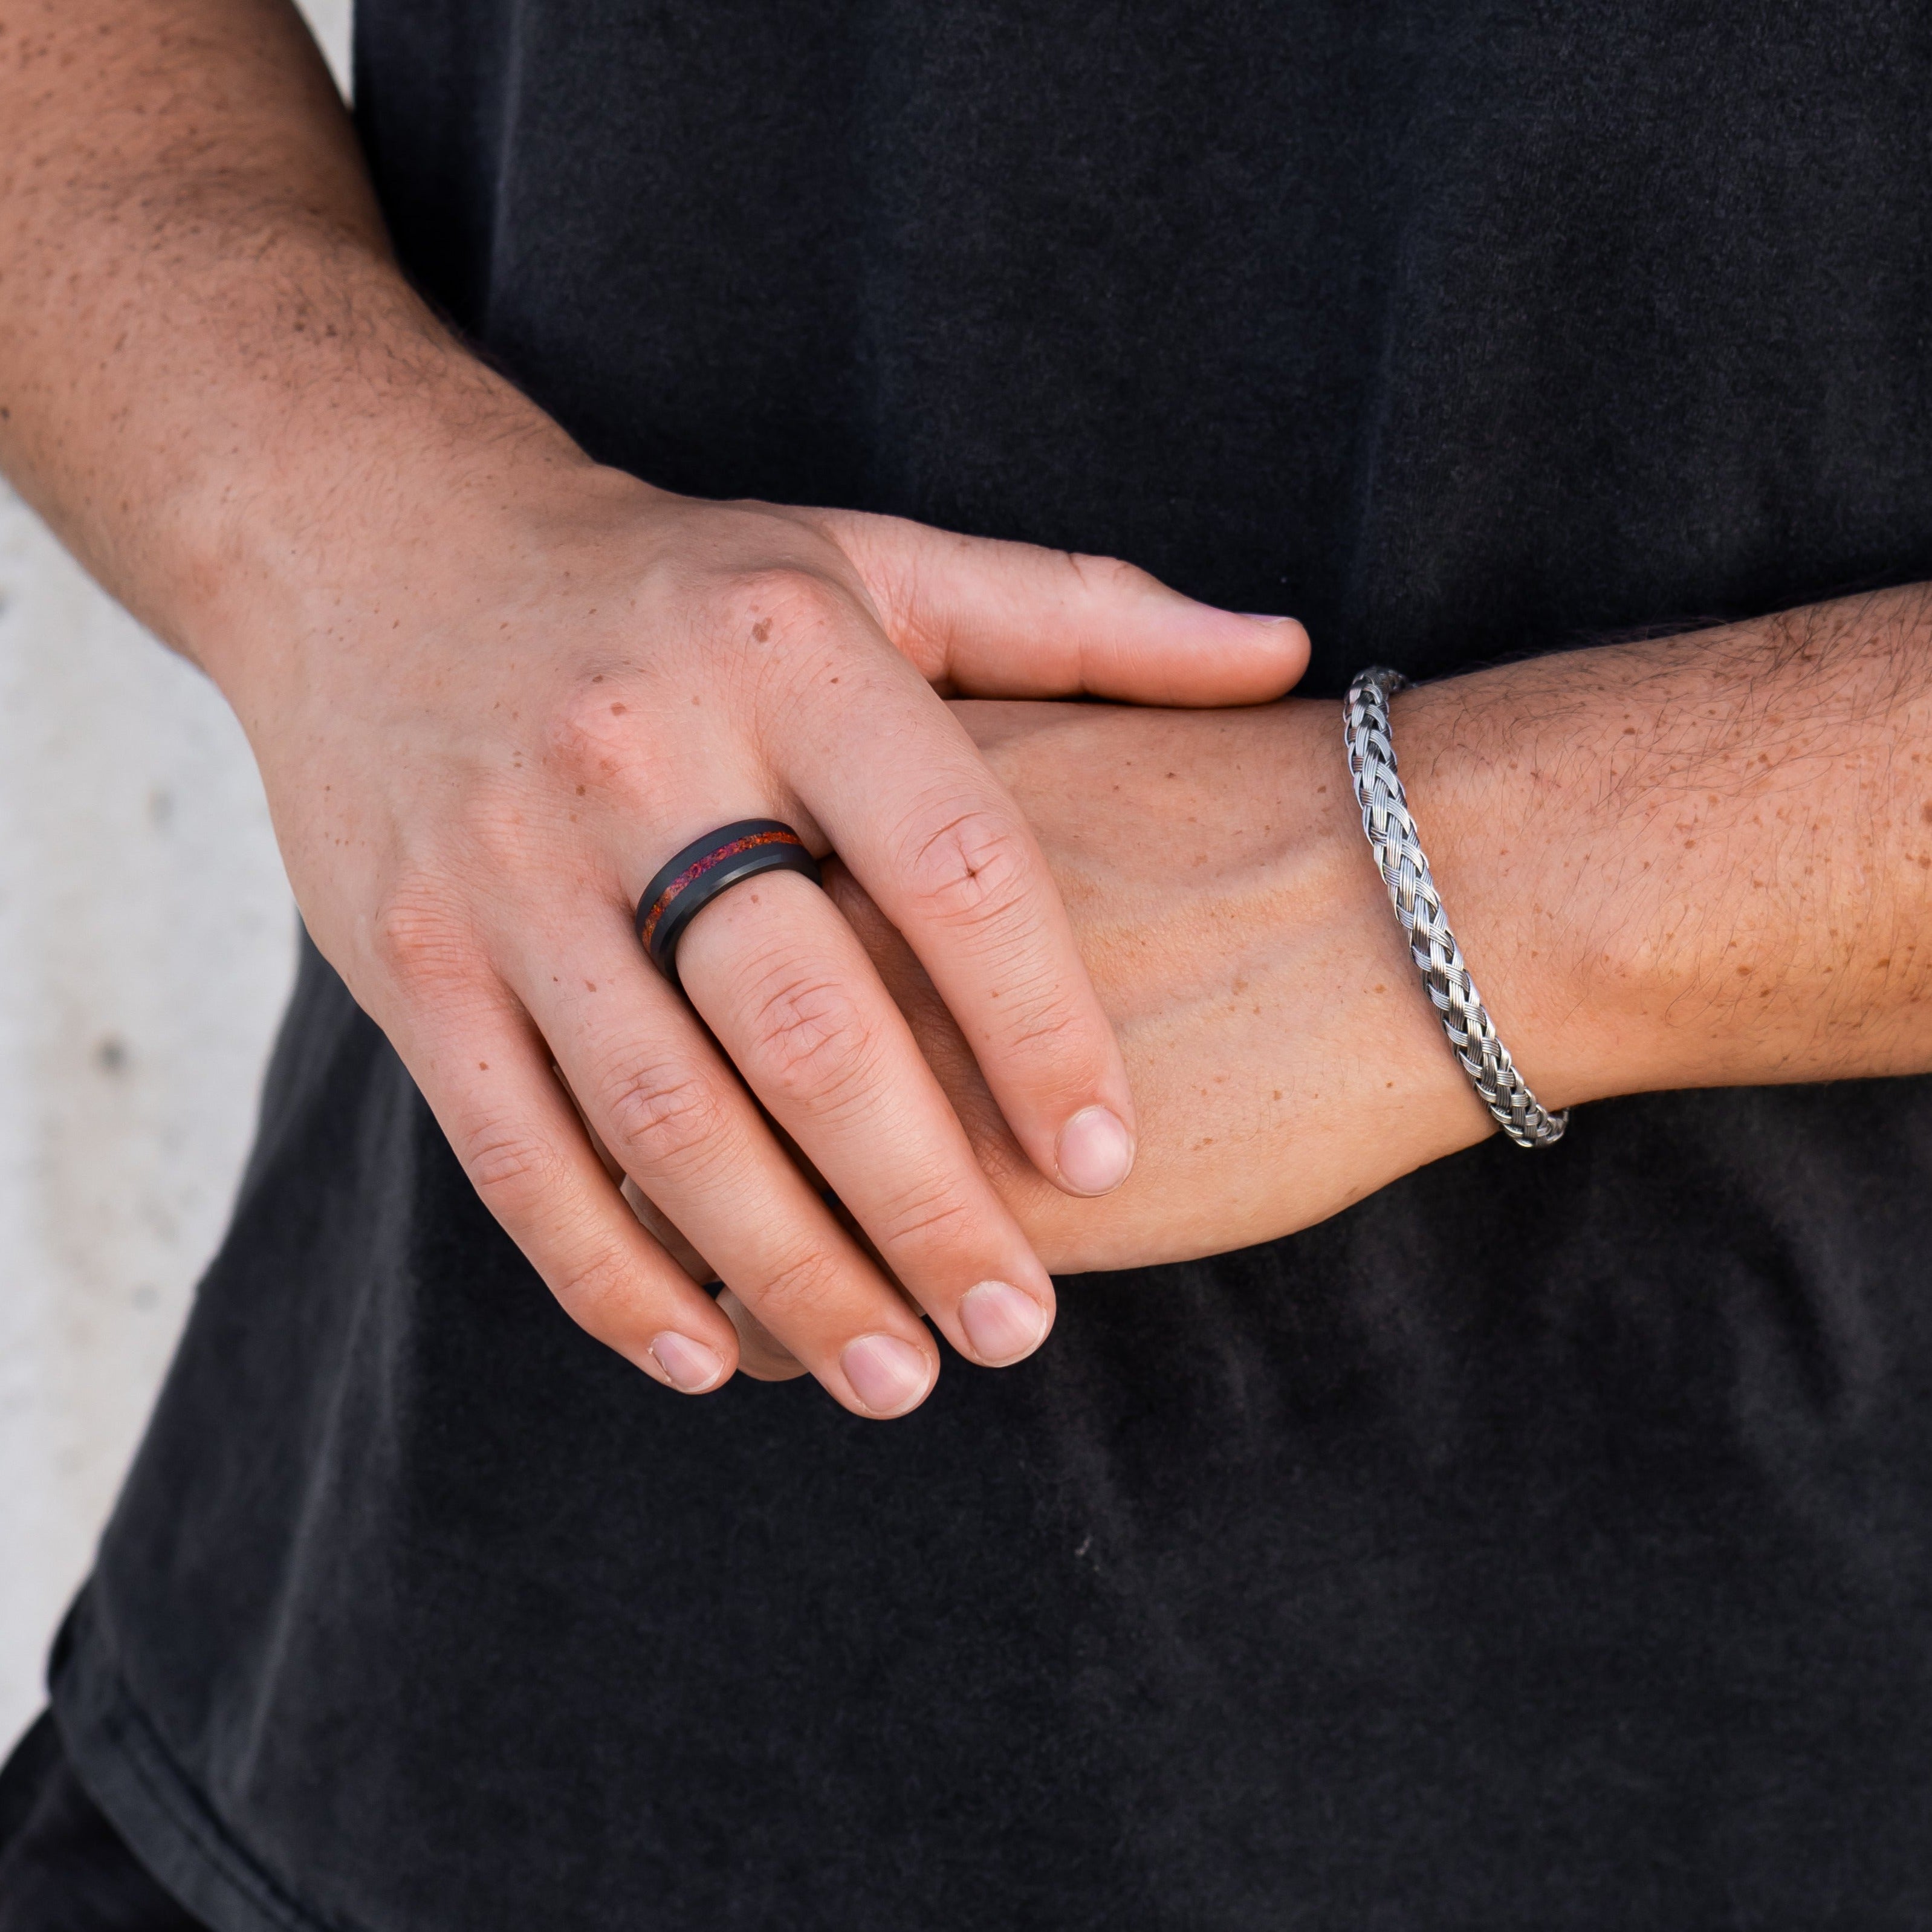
[48,1585,337,1932]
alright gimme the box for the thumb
[817,509,1309,706]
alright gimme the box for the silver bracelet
[1343,666,1568,1150]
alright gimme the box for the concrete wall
[0,0,351,1756]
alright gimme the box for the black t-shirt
[49,4,1932,1927]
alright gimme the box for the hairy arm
[0,0,512,656]
[1423,588,1932,1098]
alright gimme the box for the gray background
[0,0,351,1753]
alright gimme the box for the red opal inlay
[640,828,805,950]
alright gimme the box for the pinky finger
[401,994,744,1395]
[563,1058,826,1386]
[615,1173,803,1382]
[552,1058,721,1286]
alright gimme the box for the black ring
[634,819,822,988]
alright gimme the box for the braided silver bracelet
[1343,667,1568,1149]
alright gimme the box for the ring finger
[508,902,945,1418]
[675,867,1057,1370]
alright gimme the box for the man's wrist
[1381,664,1642,1115]
[1265,696,1503,1152]
[178,359,620,713]
[8,201,609,709]
[1377,620,1932,1112]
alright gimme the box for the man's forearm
[1406,585,1932,1107]
[0,0,582,689]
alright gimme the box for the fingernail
[649,1332,726,1394]
[1239,612,1300,624]
[841,1334,935,1416]
[959,1280,1049,1366]
[1055,1105,1135,1195]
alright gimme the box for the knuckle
[991,984,1088,1057]
[549,1239,646,1333]
[1065,549,1156,601]
[457,1114,570,1220]
[599,1052,733,1179]
[546,678,640,783]
[710,565,859,705]
[748,1243,849,1324]
[895,805,1034,932]
[736,956,880,1107]
[870,1173,981,1256]
[368,881,476,994]
[715,564,851,646]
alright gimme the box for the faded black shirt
[51,4,1932,1927]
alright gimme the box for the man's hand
[247,480,1304,1418]
[716,593,1932,1371]
[0,0,1308,1416]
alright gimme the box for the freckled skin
[0,0,1314,1411]
[4,0,1931,1378]
[822,615,1932,1282]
